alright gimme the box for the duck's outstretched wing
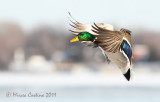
[69,22,95,35]
[92,23,124,53]
[68,13,97,35]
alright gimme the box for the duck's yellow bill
[70,36,79,42]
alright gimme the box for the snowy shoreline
[0,70,160,87]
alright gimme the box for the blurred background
[0,0,160,102]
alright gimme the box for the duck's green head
[70,32,96,42]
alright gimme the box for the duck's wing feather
[69,20,98,35]
[120,28,132,46]
[119,28,132,64]
[68,13,98,35]
[92,23,124,53]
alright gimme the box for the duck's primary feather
[68,13,97,35]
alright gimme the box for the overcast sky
[0,0,160,31]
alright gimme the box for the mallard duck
[69,16,132,81]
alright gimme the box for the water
[0,86,160,102]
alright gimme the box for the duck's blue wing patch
[121,40,132,60]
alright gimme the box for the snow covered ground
[0,67,160,87]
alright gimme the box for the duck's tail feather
[123,68,131,81]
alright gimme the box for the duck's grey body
[69,17,132,81]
